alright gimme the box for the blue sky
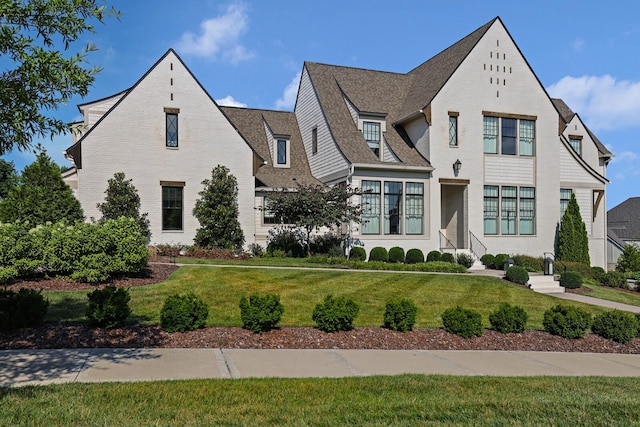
[2,0,639,209]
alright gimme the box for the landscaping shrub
[309,233,342,256]
[421,261,467,273]
[0,288,49,331]
[349,246,366,261]
[186,246,250,260]
[248,243,265,257]
[388,247,405,263]
[86,286,132,329]
[590,266,606,283]
[591,310,639,344]
[0,266,18,285]
[505,265,529,285]
[512,254,543,272]
[636,313,640,337]
[266,227,305,257]
[617,244,640,273]
[441,306,483,338]
[369,246,389,262]
[440,253,455,264]
[426,250,442,262]
[601,271,627,289]
[239,293,284,333]
[405,248,424,264]
[312,295,359,332]
[480,253,495,268]
[160,292,209,333]
[383,298,417,332]
[559,271,583,289]
[542,305,592,339]
[489,303,528,333]
[494,254,509,270]
[555,261,592,278]
[456,252,475,268]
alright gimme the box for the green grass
[580,283,640,307]
[44,266,608,329]
[2,376,640,425]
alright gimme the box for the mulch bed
[2,263,640,353]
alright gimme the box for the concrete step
[528,275,564,294]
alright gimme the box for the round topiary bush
[494,254,509,270]
[505,265,529,285]
[383,298,417,332]
[426,250,442,262]
[559,271,583,289]
[239,293,284,333]
[369,246,389,262]
[405,248,425,264]
[349,246,366,261]
[86,286,132,329]
[160,292,209,333]
[590,266,606,283]
[313,295,359,332]
[441,306,483,338]
[456,252,475,268]
[591,310,639,343]
[542,305,592,339]
[489,303,528,333]
[440,253,455,263]
[0,288,49,332]
[480,254,495,268]
[388,246,405,263]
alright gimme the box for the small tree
[0,147,83,224]
[97,172,149,236]
[0,159,18,200]
[617,244,640,273]
[557,193,590,265]
[193,165,244,251]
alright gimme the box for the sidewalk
[3,348,640,387]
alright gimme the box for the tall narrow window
[501,186,517,234]
[519,187,535,235]
[448,115,458,146]
[363,121,381,157]
[484,185,499,234]
[519,119,535,156]
[560,188,573,217]
[361,180,380,234]
[162,186,183,230]
[569,137,582,157]
[166,113,178,147]
[311,127,318,154]
[405,182,424,234]
[501,118,516,155]
[483,116,498,153]
[277,139,287,165]
[384,181,402,235]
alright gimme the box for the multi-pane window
[405,183,424,234]
[569,137,582,157]
[560,188,573,217]
[384,182,403,235]
[483,115,535,156]
[361,180,381,234]
[312,127,318,154]
[277,139,287,165]
[162,186,183,230]
[449,115,458,146]
[263,198,278,224]
[363,121,381,157]
[166,113,178,147]
[484,185,536,235]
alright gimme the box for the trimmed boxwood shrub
[601,271,627,288]
[313,295,359,332]
[239,293,284,333]
[388,247,405,263]
[349,246,366,261]
[456,253,475,268]
[0,288,49,332]
[405,248,424,264]
[480,254,495,268]
[161,292,209,333]
[442,306,483,338]
[489,303,528,333]
[512,255,543,272]
[426,250,442,262]
[560,271,583,289]
[591,310,639,344]
[86,286,131,329]
[494,254,509,270]
[505,265,529,285]
[383,298,417,332]
[590,266,606,282]
[440,253,455,264]
[369,246,389,262]
[542,305,591,339]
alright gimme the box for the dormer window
[363,121,381,157]
[569,135,582,157]
[273,136,290,168]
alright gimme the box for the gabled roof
[220,106,321,189]
[608,197,640,241]
[552,98,612,158]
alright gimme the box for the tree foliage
[0,0,119,154]
[617,244,640,273]
[265,184,363,253]
[556,193,590,265]
[0,159,18,200]
[193,165,245,251]
[97,172,149,237]
[0,147,83,224]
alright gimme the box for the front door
[440,184,467,250]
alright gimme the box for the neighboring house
[63,16,612,267]
[607,198,640,269]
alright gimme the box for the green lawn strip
[45,266,607,329]
[2,376,640,425]
[580,283,640,307]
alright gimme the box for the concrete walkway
[3,348,640,387]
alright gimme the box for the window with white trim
[363,121,381,157]
[405,183,424,234]
[483,115,535,156]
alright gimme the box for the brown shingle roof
[552,98,612,158]
[220,106,322,188]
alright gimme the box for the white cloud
[274,71,301,110]
[176,2,253,63]
[216,95,247,108]
[547,75,640,131]
[571,38,585,52]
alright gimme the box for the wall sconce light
[453,159,462,174]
